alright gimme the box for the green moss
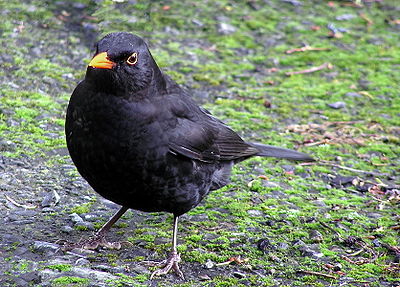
[70,202,93,214]
[51,276,89,287]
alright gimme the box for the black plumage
[65,32,313,278]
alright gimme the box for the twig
[285,46,330,54]
[359,13,373,26]
[319,221,344,241]
[300,160,389,177]
[298,270,338,280]
[348,248,364,256]
[4,194,37,209]
[286,62,333,76]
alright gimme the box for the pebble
[70,213,84,224]
[262,181,280,188]
[257,238,275,253]
[61,225,74,233]
[70,267,119,282]
[298,244,324,259]
[217,22,237,35]
[204,259,214,269]
[336,14,356,21]
[276,242,289,250]
[33,241,60,254]
[327,101,346,109]
[309,230,324,243]
[41,190,61,207]
[233,271,246,279]
[75,258,90,266]
[247,209,263,217]
[345,92,362,98]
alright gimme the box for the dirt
[1,0,399,286]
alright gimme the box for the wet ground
[1,0,399,286]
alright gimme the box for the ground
[0,0,399,286]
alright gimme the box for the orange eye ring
[127,52,138,65]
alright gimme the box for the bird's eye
[126,52,138,65]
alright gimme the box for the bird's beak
[88,52,116,69]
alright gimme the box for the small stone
[298,244,324,259]
[75,258,90,266]
[61,225,73,233]
[199,273,211,280]
[41,190,60,207]
[309,230,324,243]
[217,22,236,35]
[371,238,381,247]
[291,239,306,247]
[282,0,302,6]
[204,259,214,269]
[247,210,263,217]
[276,242,289,250]
[262,181,280,188]
[333,263,342,271]
[71,267,118,281]
[257,238,273,253]
[345,92,362,98]
[33,241,59,254]
[70,213,84,224]
[327,101,346,109]
[192,19,204,27]
[233,271,246,279]
[336,14,356,21]
[19,271,40,284]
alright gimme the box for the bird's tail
[249,142,315,162]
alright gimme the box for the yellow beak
[88,52,115,69]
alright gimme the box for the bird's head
[86,32,163,95]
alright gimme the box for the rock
[199,273,211,280]
[262,181,280,188]
[333,263,342,271]
[61,225,74,233]
[282,0,302,6]
[298,244,324,259]
[345,92,362,98]
[75,258,90,266]
[276,242,289,250]
[19,271,40,285]
[233,271,246,279]
[327,101,346,109]
[309,230,323,243]
[192,19,204,27]
[291,239,306,247]
[69,213,84,224]
[217,22,236,35]
[247,209,263,217]
[71,267,119,281]
[257,238,274,253]
[41,190,61,207]
[33,241,59,254]
[336,14,356,21]
[204,259,214,269]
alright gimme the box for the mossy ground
[0,0,399,286]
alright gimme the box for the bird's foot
[144,251,184,280]
[60,233,124,251]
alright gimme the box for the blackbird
[65,32,313,279]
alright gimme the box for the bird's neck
[150,58,167,94]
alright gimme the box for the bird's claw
[144,251,185,280]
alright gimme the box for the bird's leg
[62,206,129,251]
[146,215,184,280]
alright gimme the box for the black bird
[65,32,313,279]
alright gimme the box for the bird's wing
[166,97,258,163]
